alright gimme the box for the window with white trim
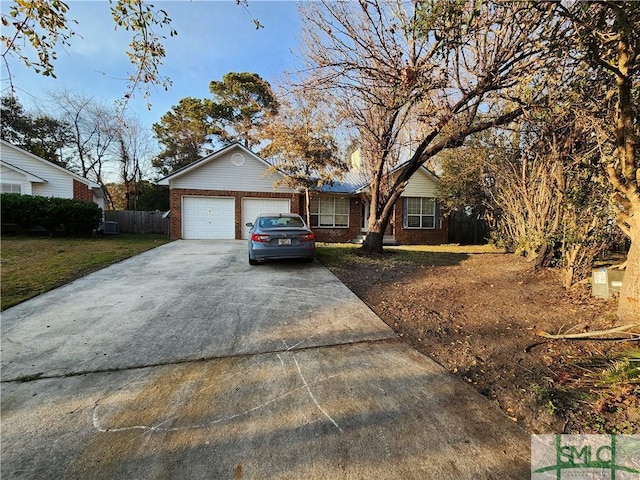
[310,196,349,228]
[404,197,436,229]
[1,183,22,194]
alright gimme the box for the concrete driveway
[1,240,530,479]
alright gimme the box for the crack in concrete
[90,347,347,434]
[1,337,401,384]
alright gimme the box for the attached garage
[182,196,235,239]
[157,143,301,240]
[241,198,290,239]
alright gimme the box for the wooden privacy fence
[447,210,490,245]
[104,210,169,235]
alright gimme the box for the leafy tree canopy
[152,72,278,175]
[208,72,278,148]
[152,97,219,176]
[0,95,72,167]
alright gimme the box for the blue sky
[1,0,302,129]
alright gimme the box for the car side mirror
[245,222,254,228]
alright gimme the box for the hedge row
[1,193,103,236]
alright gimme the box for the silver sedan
[246,213,315,265]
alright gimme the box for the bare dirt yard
[322,246,639,434]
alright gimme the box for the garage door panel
[242,198,290,239]
[183,197,235,239]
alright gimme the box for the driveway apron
[1,240,530,479]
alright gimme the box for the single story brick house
[0,138,104,210]
[157,142,447,244]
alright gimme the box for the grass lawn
[315,242,503,267]
[1,239,499,311]
[1,234,170,310]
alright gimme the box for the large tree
[437,58,620,288]
[0,95,72,167]
[44,89,158,210]
[49,90,118,188]
[260,88,345,224]
[208,72,278,148]
[152,72,278,175]
[114,116,156,210]
[552,1,639,323]
[298,0,561,254]
[152,97,217,175]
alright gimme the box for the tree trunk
[610,13,639,325]
[361,197,396,254]
[362,230,385,254]
[305,188,311,226]
[534,242,551,270]
[618,219,640,323]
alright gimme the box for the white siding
[93,194,105,212]
[1,165,27,182]
[401,169,439,197]
[0,143,75,198]
[0,166,33,195]
[170,147,295,193]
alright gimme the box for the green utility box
[592,267,625,299]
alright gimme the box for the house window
[310,196,349,228]
[1,183,22,194]
[404,197,436,229]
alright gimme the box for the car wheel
[304,257,314,263]
[249,255,259,265]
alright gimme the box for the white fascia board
[1,160,48,183]
[0,139,100,188]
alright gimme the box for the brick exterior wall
[302,195,449,244]
[303,196,362,243]
[169,189,303,240]
[171,188,449,244]
[392,200,449,245]
[73,179,94,202]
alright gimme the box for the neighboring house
[157,142,447,244]
[0,139,104,210]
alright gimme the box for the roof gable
[157,142,282,184]
[401,166,440,197]
[1,160,48,183]
[322,164,439,195]
[156,142,294,193]
[0,139,99,188]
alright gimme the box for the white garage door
[241,198,291,239]
[183,196,235,239]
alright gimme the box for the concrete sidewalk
[1,241,530,479]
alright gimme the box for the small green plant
[598,350,640,387]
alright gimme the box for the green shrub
[1,194,103,236]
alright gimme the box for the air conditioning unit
[592,267,624,299]
[98,221,120,235]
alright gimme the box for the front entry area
[361,200,370,233]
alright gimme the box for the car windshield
[258,216,304,228]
